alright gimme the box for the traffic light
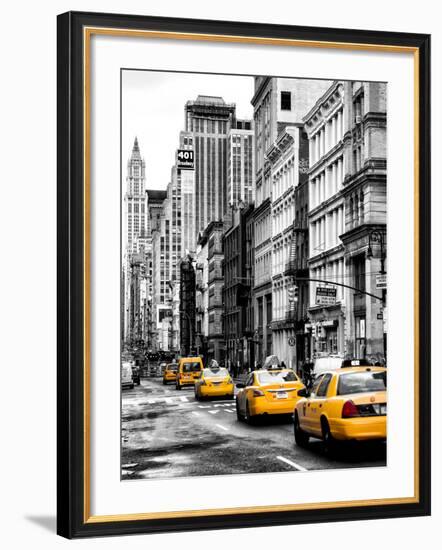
[288,285,299,302]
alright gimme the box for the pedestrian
[280,360,286,369]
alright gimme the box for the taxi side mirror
[298,388,309,397]
[236,382,245,388]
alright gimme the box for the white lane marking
[276,455,308,472]
[214,403,232,407]
[208,410,220,415]
[179,396,188,402]
[216,424,228,431]
[192,411,201,417]
[225,409,235,413]
[198,405,211,409]
[164,398,175,404]
[147,399,157,404]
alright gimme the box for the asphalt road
[121,377,386,480]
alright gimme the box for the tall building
[267,126,309,369]
[123,138,150,344]
[339,81,387,362]
[195,232,210,361]
[226,119,255,212]
[179,255,196,356]
[205,221,226,363]
[304,81,346,357]
[251,77,332,364]
[124,137,148,254]
[151,204,172,347]
[291,166,311,369]
[147,189,166,233]
[177,131,196,256]
[184,95,236,238]
[223,204,253,372]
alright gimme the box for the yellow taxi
[294,367,387,453]
[194,363,234,400]
[235,367,305,423]
[162,363,178,385]
[175,357,204,390]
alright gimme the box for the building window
[354,254,366,293]
[280,91,291,111]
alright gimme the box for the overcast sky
[122,70,255,191]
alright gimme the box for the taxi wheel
[294,413,309,447]
[194,390,200,401]
[244,402,255,425]
[321,418,337,456]
[162,380,166,385]
[236,400,243,422]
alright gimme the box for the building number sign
[176,149,195,170]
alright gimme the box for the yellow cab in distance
[293,366,387,453]
[175,356,204,390]
[162,362,178,385]
[194,363,234,400]
[235,367,305,423]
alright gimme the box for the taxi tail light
[253,389,265,397]
[342,400,360,418]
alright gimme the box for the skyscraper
[184,95,235,237]
[124,137,148,254]
[226,119,255,212]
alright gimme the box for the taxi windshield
[257,370,297,384]
[337,371,387,395]
[203,368,229,378]
[181,362,201,373]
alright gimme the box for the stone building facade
[304,82,347,358]
[339,81,387,363]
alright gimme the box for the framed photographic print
[57,11,431,538]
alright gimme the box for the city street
[121,376,386,480]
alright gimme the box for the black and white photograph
[120,70,388,480]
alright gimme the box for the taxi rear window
[181,362,202,372]
[337,371,387,395]
[203,368,229,378]
[257,370,298,384]
[166,364,177,371]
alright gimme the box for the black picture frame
[57,10,431,539]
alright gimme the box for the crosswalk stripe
[216,424,228,431]
[276,455,308,472]
[179,396,188,402]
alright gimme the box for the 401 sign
[176,149,194,170]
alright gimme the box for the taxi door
[299,375,324,434]
[238,372,255,415]
[306,373,333,437]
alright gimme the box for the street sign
[176,149,194,170]
[376,274,387,289]
[316,286,337,306]
[288,336,296,346]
